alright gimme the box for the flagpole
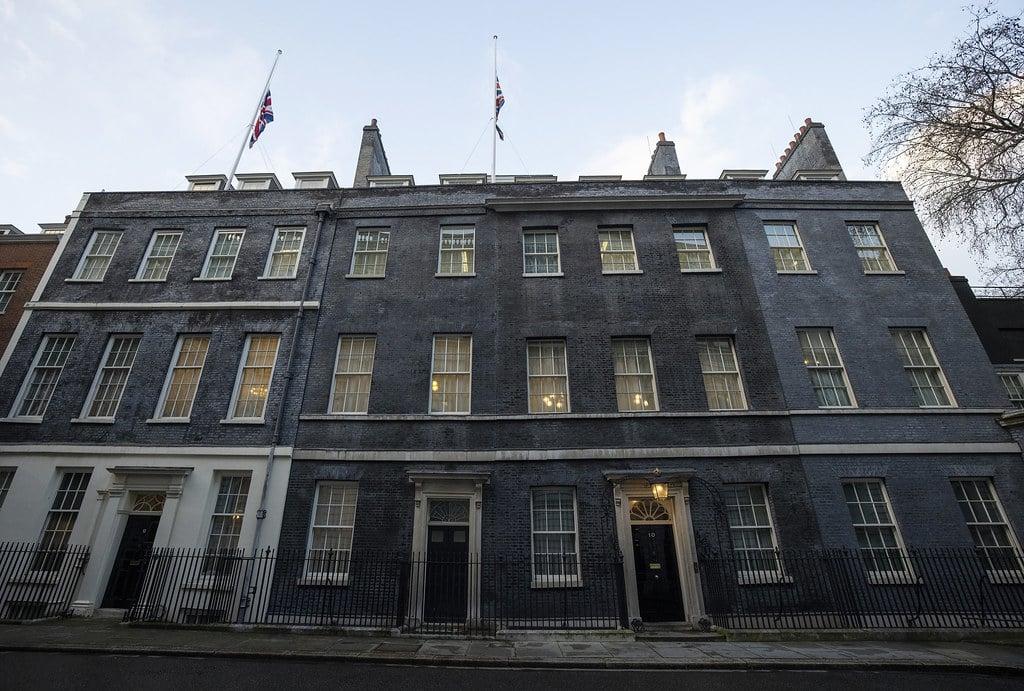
[227,49,283,189]
[491,35,497,183]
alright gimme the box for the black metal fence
[124,548,628,633]
[0,541,91,621]
[698,547,1024,629]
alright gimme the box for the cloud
[0,158,29,177]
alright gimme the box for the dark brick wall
[0,236,59,355]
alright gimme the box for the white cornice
[24,301,319,311]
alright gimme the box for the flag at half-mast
[495,78,505,141]
[248,90,274,148]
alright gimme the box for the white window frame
[203,474,251,574]
[530,487,581,588]
[304,482,359,584]
[135,231,182,281]
[527,339,569,413]
[227,334,281,421]
[847,223,898,273]
[11,334,77,419]
[522,230,562,276]
[723,484,784,584]
[429,334,472,414]
[0,270,23,313]
[763,223,811,272]
[154,335,211,420]
[951,478,1024,583]
[842,479,915,584]
[80,334,142,420]
[611,338,659,412]
[329,336,376,414]
[34,470,92,572]
[348,228,391,277]
[796,328,856,408]
[200,228,245,280]
[598,227,640,273]
[890,328,956,407]
[998,373,1024,409]
[696,336,747,411]
[72,230,122,281]
[262,227,305,279]
[437,226,475,276]
[673,227,717,271]
[0,468,15,510]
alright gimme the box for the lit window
[11,335,76,418]
[228,334,280,420]
[155,335,210,419]
[891,328,955,407]
[264,227,305,278]
[723,485,781,582]
[611,338,658,412]
[34,471,92,571]
[523,230,561,274]
[951,479,1023,578]
[350,228,390,277]
[330,336,376,413]
[598,228,638,272]
[763,223,810,272]
[999,373,1024,409]
[73,230,122,281]
[305,482,358,582]
[430,335,471,414]
[696,337,746,410]
[531,488,580,586]
[204,475,250,571]
[843,480,912,581]
[136,231,182,281]
[797,328,854,407]
[0,270,23,313]
[847,223,897,272]
[0,468,15,510]
[201,229,245,279]
[437,227,475,275]
[674,227,715,270]
[527,340,569,413]
[82,335,141,419]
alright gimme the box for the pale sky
[4,0,1022,283]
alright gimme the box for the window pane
[843,480,909,574]
[951,479,1022,573]
[306,482,358,579]
[523,231,560,274]
[612,338,658,411]
[159,335,210,418]
[674,229,714,270]
[891,329,953,407]
[797,328,852,407]
[531,488,579,580]
[847,224,896,272]
[75,231,121,280]
[231,335,280,418]
[527,340,569,412]
[204,230,244,279]
[267,228,304,278]
[430,335,471,413]
[139,232,182,280]
[86,335,141,418]
[598,229,638,272]
[763,224,809,271]
[352,229,390,276]
[16,335,76,417]
[697,337,746,410]
[438,228,475,274]
[0,270,24,312]
[331,336,376,413]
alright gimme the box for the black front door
[102,515,160,608]
[632,524,684,622]
[423,525,469,623]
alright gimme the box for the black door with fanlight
[423,525,469,623]
[631,524,684,622]
[102,514,160,608]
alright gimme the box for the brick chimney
[352,118,392,188]
[773,118,846,181]
[646,132,682,176]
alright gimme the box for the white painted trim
[0,445,292,458]
[25,301,320,311]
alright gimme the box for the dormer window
[186,175,229,191]
[439,174,487,185]
[235,173,282,190]
[292,172,338,189]
[367,175,414,187]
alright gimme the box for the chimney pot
[793,132,801,140]
[799,125,807,134]
[784,148,791,156]
[658,132,666,142]
[371,118,377,126]
[804,117,812,126]
[789,141,796,148]
[776,162,782,169]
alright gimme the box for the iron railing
[124,548,628,633]
[0,541,90,621]
[698,547,1024,629]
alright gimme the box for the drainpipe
[237,201,333,621]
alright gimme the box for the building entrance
[631,522,685,621]
[102,514,160,608]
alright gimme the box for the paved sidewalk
[2,617,1024,672]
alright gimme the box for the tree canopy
[865,6,1024,286]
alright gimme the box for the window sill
[776,270,818,275]
[70,417,114,424]
[918,404,957,409]
[434,272,477,278]
[192,277,232,282]
[522,272,564,278]
[428,412,472,416]
[817,405,858,410]
[146,417,190,424]
[345,274,386,279]
[531,578,582,589]
[679,268,722,274]
[866,572,920,586]
[296,575,350,587]
[864,270,906,276]
[2,416,43,424]
[601,269,643,275]
[9,573,60,586]
[182,578,238,592]
[737,572,793,586]
[64,278,104,283]
[128,278,167,283]
[257,275,297,281]
[219,418,267,425]
[326,411,369,417]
